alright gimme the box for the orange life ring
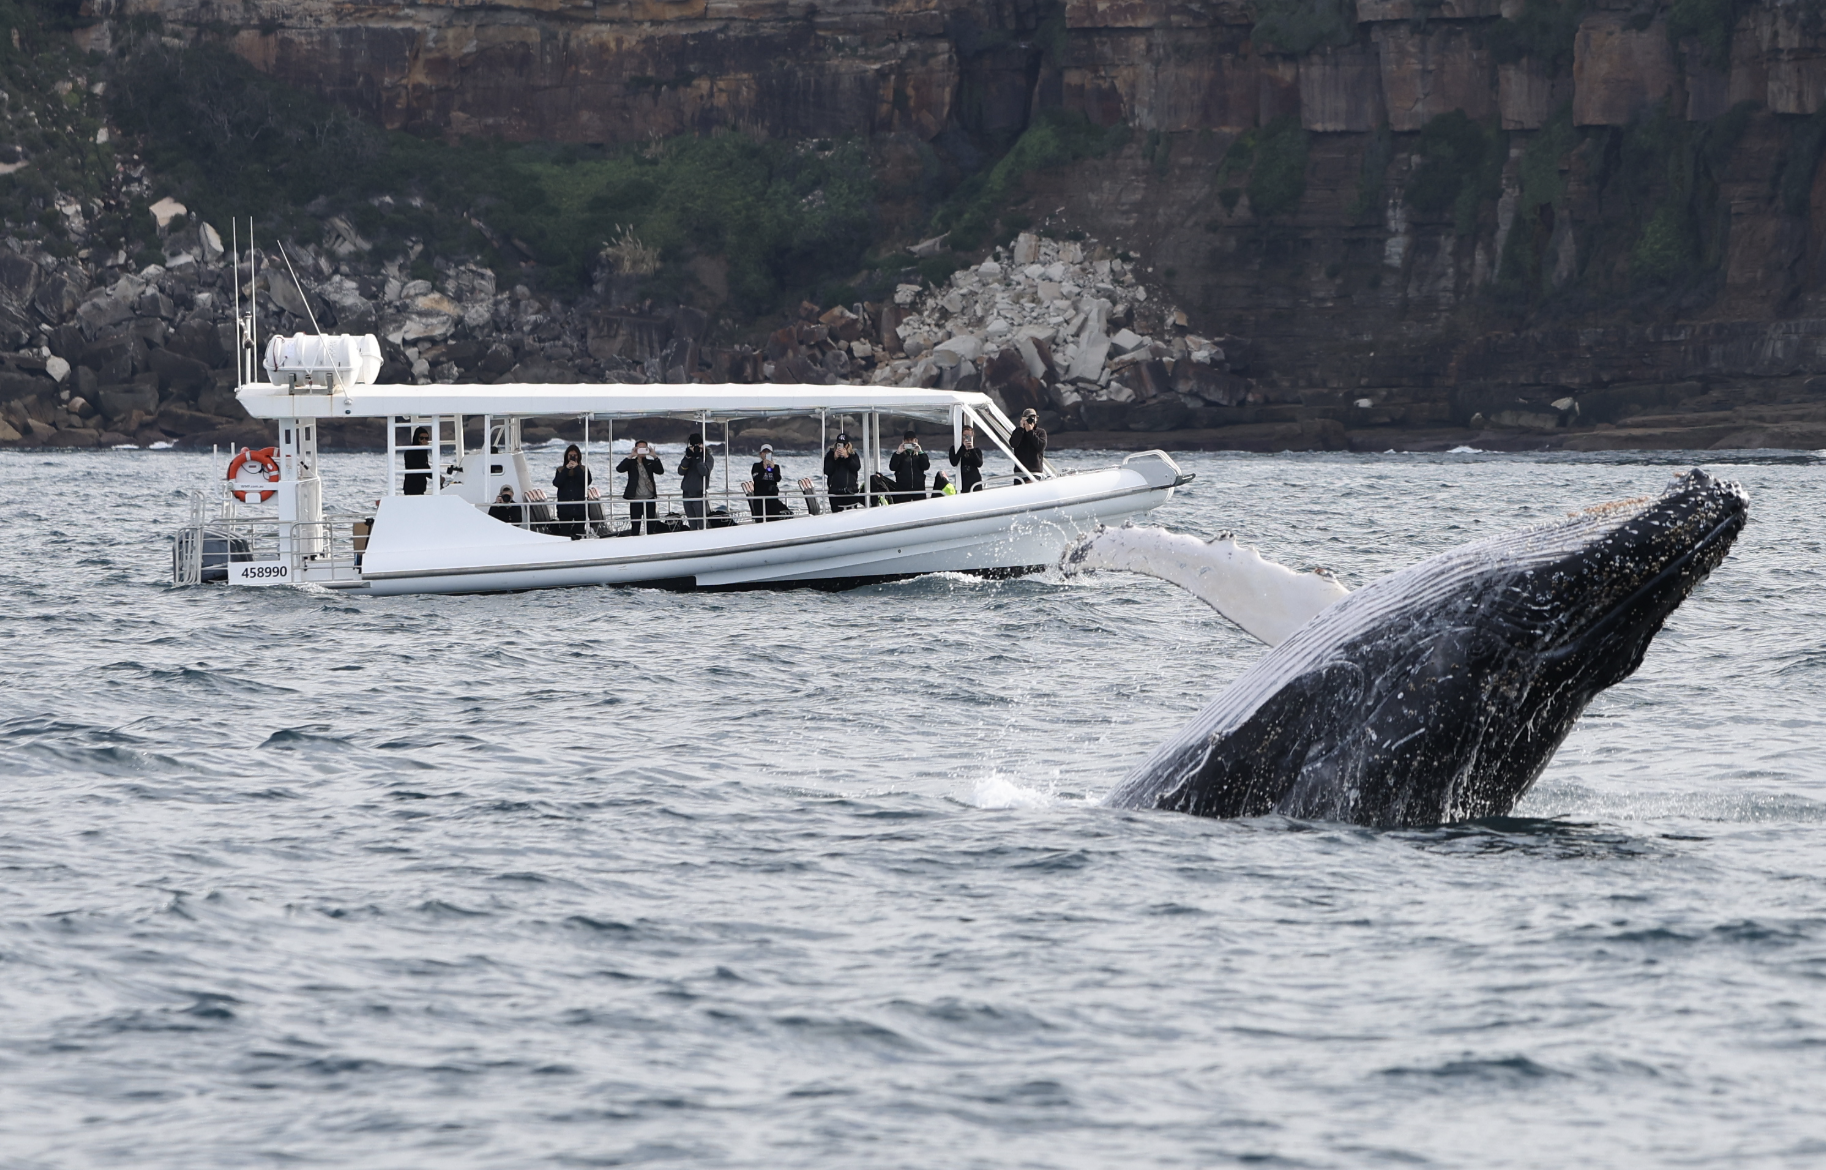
[227,446,281,502]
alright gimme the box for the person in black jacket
[402,426,432,495]
[948,424,984,493]
[749,445,791,520]
[488,485,523,525]
[552,443,592,538]
[616,441,665,535]
[824,432,862,511]
[888,428,930,502]
[677,433,715,529]
[1010,408,1047,482]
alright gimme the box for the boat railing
[181,492,372,583]
[492,468,1038,538]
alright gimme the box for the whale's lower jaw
[1109,470,1748,828]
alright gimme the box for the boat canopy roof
[237,381,1007,425]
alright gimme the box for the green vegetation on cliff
[1493,99,1750,310]
[1486,0,1587,76]
[1251,0,1357,55]
[110,41,874,314]
[930,108,1128,251]
[0,0,118,254]
[1666,0,1735,70]
[1220,116,1310,218]
[1406,112,1504,237]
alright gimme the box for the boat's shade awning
[237,381,1001,424]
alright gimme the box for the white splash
[967,772,1058,809]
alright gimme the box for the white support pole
[482,414,494,505]
[965,406,1026,484]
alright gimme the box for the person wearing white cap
[824,431,862,511]
[748,444,791,521]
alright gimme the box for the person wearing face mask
[823,432,862,512]
[748,445,791,521]
[616,440,665,535]
[551,443,591,539]
[1009,408,1047,482]
[888,428,930,502]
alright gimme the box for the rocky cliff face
[46,0,1826,449]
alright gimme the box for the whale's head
[1108,470,1748,827]
[1481,468,1748,677]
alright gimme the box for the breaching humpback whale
[1068,470,1748,828]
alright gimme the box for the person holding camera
[889,428,930,503]
[824,431,863,511]
[552,443,592,539]
[488,484,523,526]
[677,433,715,530]
[616,440,666,535]
[1010,408,1047,483]
[948,423,984,493]
[748,444,791,521]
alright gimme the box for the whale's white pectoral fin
[1064,525,1351,646]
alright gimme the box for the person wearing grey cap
[1010,407,1047,483]
[824,431,862,511]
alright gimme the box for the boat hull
[353,459,1181,596]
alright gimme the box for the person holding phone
[552,443,591,538]
[749,444,791,521]
[677,433,715,530]
[824,431,862,511]
[948,423,984,493]
[889,428,930,502]
[616,440,665,535]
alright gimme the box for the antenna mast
[249,220,259,384]
[231,218,242,384]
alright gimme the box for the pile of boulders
[708,231,1259,432]
[866,231,1253,431]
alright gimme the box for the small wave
[1380,1055,1566,1083]
[1447,445,1485,454]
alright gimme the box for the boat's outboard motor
[171,527,254,585]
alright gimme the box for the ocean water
[1,447,1823,1168]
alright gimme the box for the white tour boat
[170,330,1192,595]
